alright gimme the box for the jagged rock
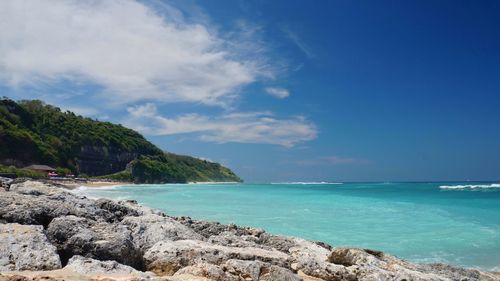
[174,263,231,281]
[0,176,13,191]
[325,248,500,281]
[208,231,262,249]
[1,180,499,281]
[175,218,265,239]
[8,180,63,196]
[0,223,61,271]
[121,214,203,252]
[143,240,290,276]
[224,259,301,281]
[64,255,158,280]
[289,238,354,281]
[46,215,143,269]
[258,234,300,253]
[0,181,135,226]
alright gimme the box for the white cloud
[0,0,270,107]
[125,104,317,147]
[265,87,290,99]
[0,0,320,147]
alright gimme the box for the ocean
[74,182,500,271]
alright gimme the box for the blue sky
[1,0,499,182]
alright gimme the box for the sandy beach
[48,179,132,189]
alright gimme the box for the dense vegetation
[0,98,241,183]
[0,165,45,179]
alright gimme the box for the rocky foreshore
[0,179,498,281]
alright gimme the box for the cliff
[0,98,241,183]
[0,179,498,281]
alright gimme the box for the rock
[121,214,203,252]
[46,215,143,269]
[0,182,133,227]
[174,263,230,281]
[143,240,290,276]
[289,239,354,281]
[8,180,63,196]
[65,255,158,280]
[208,231,262,249]
[175,218,266,239]
[325,248,500,281]
[0,176,13,191]
[0,223,61,271]
[1,180,499,281]
[258,234,300,253]
[224,259,300,281]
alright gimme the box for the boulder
[224,259,300,281]
[65,255,158,280]
[174,263,231,281]
[208,231,262,249]
[175,217,265,239]
[46,215,142,269]
[0,176,13,191]
[0,182,133,226]
[121,214,203,252]
[143,240,290,276]
[0,223,61,271]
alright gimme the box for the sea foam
[270,182,343,185]
[439,183,500,189]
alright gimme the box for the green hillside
[0,98,241,183]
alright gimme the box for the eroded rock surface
[1,180,499,281]
[0,223,61,271]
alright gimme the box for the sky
[1,0,499,182]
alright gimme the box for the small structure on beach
[24,164,56,174]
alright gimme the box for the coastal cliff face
[1,179,498,281]
[75,145,138,176]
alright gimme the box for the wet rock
[0,223,61,271]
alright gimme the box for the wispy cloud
[290,156,370,166]
[0,0,319,147]
[125,103,317,147]
[265,87,290,99]
[281,25,315,58]
[0,0,271,107]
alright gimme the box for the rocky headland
[0,179,498,281]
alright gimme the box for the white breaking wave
[439,183,500,189]
[270,182,343,185]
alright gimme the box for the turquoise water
[76,182,500,271]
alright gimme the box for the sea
[74,182,500,271]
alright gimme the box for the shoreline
[45,178,133,189]
[1,178,499,281]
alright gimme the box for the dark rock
[46,215,143,269]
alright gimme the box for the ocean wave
[70,184,124,192]
[439,183,500,189]
[270,182,343,185]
